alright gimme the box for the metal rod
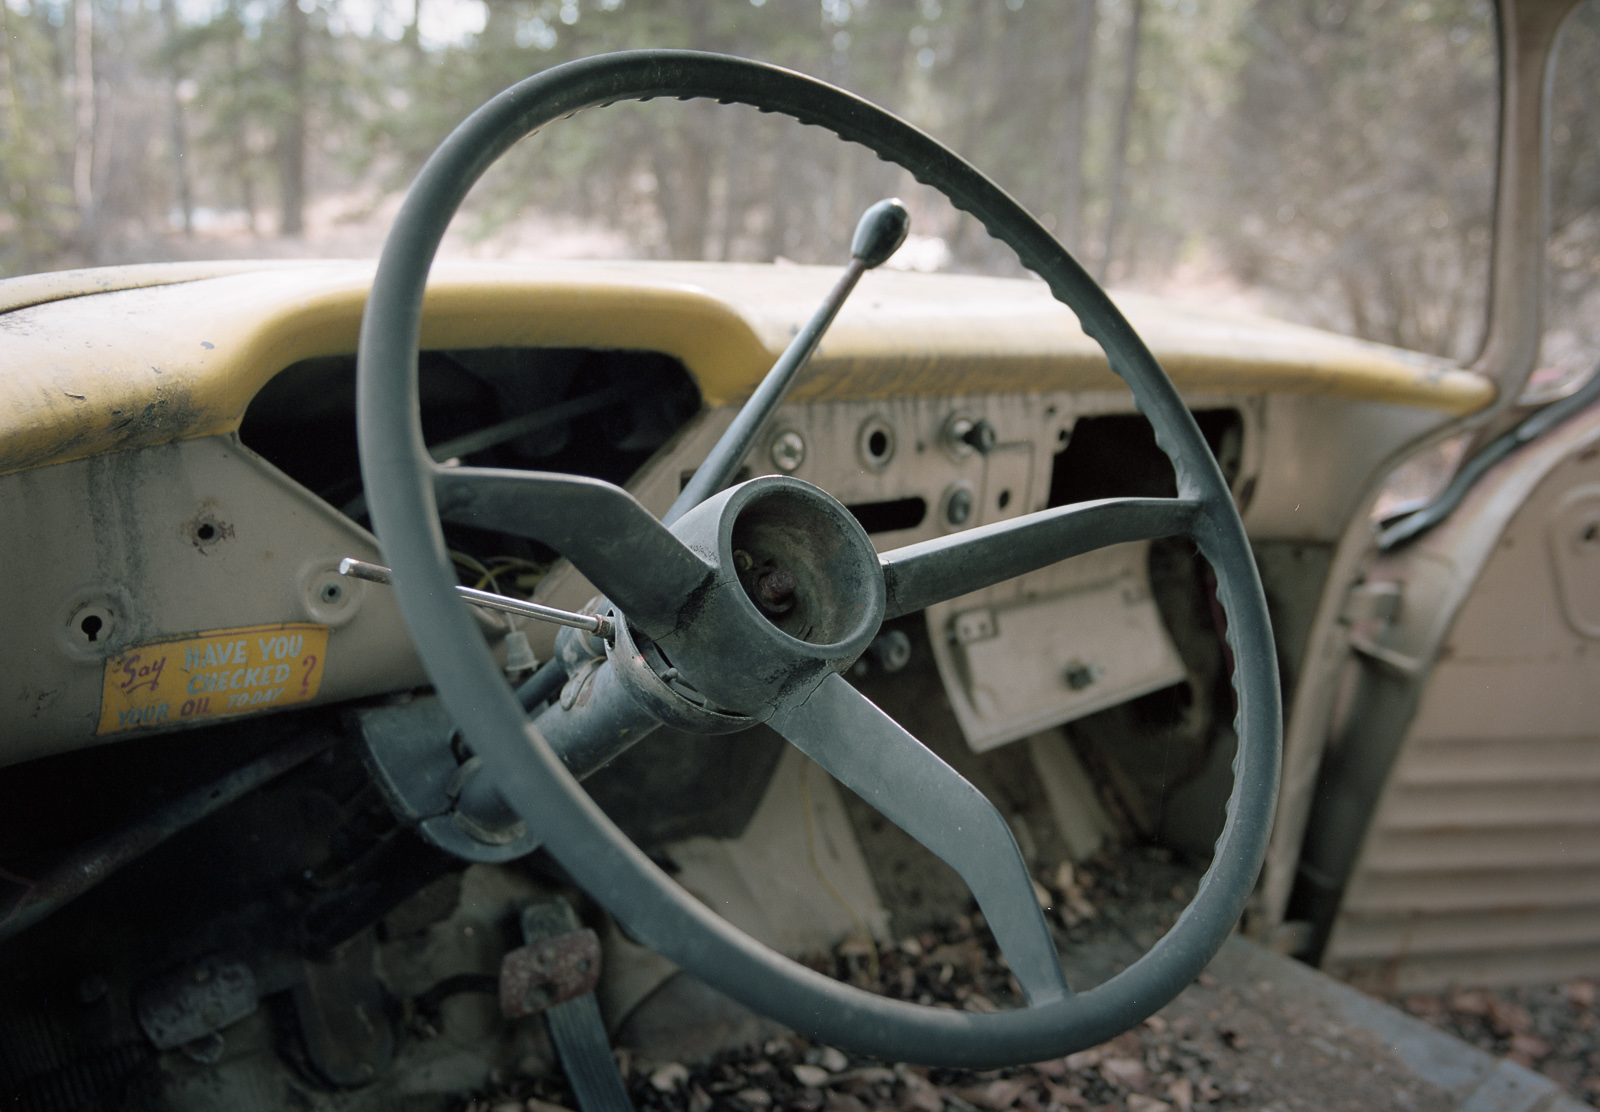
[663,198,910,527]
[340,558,613,638]
[0,731,336,946]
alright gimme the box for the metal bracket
[355,697,542,864]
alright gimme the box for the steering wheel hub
[660,475,886,718]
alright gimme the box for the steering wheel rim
[356,50,1280,1068]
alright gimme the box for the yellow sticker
[97,623,330,735]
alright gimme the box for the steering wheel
[356,51,1279,1069]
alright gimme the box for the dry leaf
[956,1079,1028,1111]
[1043,1081,1088,1109]
[1562,979,1596,1008]
[1099,1056,1147,1092]
[1488,998,1533,1036]
[793,1065,831,1088]
[525,1101,571,1112]
[1508,1033,1553,1065]
[651,1064,689,1092]
[1063,1048,1101,1071]
[818,1047,850,1073]
[1125,1096,1171,1112]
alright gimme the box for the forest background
[0,0,1595,377]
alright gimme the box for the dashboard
[0,259,1489,767]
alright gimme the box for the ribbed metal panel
[1326,725,1600,991]
[1322,440,1600,994]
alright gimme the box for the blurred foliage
[0,0,1594,366]
[1544,0,1600,385]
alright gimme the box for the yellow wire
[799,756,881,984]
[449,550,498,593]
[475,556,547,592]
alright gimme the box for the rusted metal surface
[0,730,335,945]
[499,928,602,1019]
[135,954,258,1050]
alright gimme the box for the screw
[771,430,806,472]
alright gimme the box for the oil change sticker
[97,623,330,735]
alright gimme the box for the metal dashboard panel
[0,434,427,767]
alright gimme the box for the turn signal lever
[354,200,911,857]
[664,197,910,525]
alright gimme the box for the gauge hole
[80,615,103,642]
[197,523,216,541]
[857,418,896,470]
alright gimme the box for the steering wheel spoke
[432,466,711,639]
[880,496,1203,620]
[770,673,1071,1006]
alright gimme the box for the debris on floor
[1395,980,1600,1102]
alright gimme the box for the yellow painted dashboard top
[0,259,1493,476]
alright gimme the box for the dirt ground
[458,846,1509,1112]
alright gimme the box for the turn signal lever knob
[851,198,912,269]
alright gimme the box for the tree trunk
[277,0,307,238]
[72,0,95,233]
[1058,0,1097,258]
[1099,0,1143,283]
[159,0,193,237]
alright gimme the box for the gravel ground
[1394,981,1600,1103]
